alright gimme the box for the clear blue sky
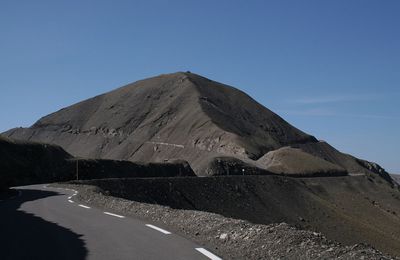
[1,1,399,173]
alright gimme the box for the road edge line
[145,224,172,234]
[195,248,222,260]
[104,212,125,218]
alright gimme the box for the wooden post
[76,159,79,181]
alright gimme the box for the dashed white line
[68,200,74,203]
[145,224,171,234]
[104,212,125,218]
[78,204,90,209]
[195,248,222,260]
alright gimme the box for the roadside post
[76,159,79,181]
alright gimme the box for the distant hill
[2,72,393,182]
[257,147,347,176]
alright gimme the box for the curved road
[0,184,221,260]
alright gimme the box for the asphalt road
[0,184,221,260]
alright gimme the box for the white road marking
[145,224,171,234]
[68,200,74,203]
[104,212,125,218]
[68,196,72,199]
[195,248,222,260]
[78,204,90,209]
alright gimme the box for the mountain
[1,72,392,180]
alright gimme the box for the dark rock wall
[0,137,195,188]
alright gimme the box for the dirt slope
[257,147,347,176]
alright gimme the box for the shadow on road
[0,189,87,260]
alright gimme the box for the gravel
[53,183,396,260]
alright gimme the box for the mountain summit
[2,72,392,180]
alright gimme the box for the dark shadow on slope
[0,189,87,260]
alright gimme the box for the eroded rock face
[356,159,393,183]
